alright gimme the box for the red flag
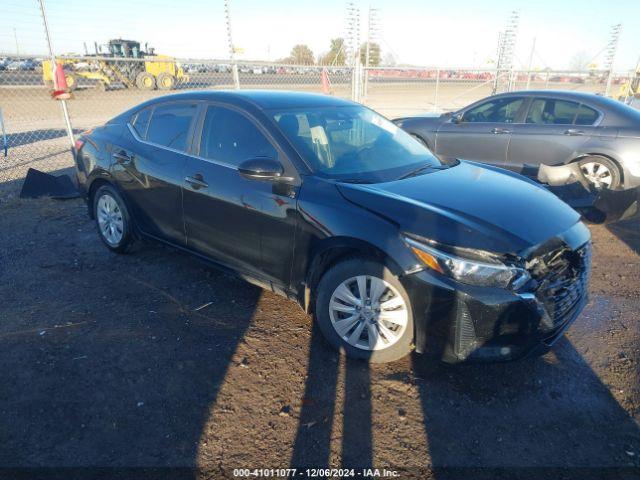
[51,61,71,100]
[321,68,332,95]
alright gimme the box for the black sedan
[75,90,591,363]
[394,90,640,191]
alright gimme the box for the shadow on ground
[0,219,261,478]
[0,194,638,480]
[607,215,640,255]
[6,128,82,148]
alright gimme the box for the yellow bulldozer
[617,58,640,104]
[43,39,188,91]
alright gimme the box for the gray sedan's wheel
[315,258,414,363]
[578,156,620,190]
[93,185,133,253]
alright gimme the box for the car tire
[578,156,621,190]
[93,185,133,253]
[315,258,414,363]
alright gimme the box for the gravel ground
[0,192,638,480]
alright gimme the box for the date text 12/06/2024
[233,468,400,477]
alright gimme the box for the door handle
[113,151,133,164]
[490,127,511,134]
[185,174,209,189]
[564,129,585,136]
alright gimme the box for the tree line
[279,37,393,66]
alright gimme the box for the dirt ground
[0,185,638,479]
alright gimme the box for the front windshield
[271,106,442,182]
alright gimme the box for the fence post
[350,66,356,102]
[491,67,498,94]
[508,69,516,92]
[605,70,614,97]
[351,62,363,103]
[232,64,240,90]
[433,68,440,113]
[363,66,368,101]
[38,0,75,150]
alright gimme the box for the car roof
[137,90,356,110]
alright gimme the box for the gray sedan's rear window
[575,105,599,125]
[526,99,580,125]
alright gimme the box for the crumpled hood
[337,161,581,254]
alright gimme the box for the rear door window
[146,102,198,152]
[131,107,152,139]
[526,99,580,125]
[575,104,599,125]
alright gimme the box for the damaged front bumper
[405,224,592,364]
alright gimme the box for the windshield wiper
[397,163,445,180]
[338,178,374,184]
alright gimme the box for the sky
[2,0,639,71]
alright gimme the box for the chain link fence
[0,58,75,193]
[360,67,631,117]
[0,54,361,195]
[1,51,636,196]
[53,56,355,130]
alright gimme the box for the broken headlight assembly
[403,235,531,290]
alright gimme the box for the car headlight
[403,235,530,290]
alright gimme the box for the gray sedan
[393,91,640,190]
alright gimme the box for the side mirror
[451,113,463,124]
[238,157,285,181]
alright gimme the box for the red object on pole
[51,61,71,100]
[321,68,332,95]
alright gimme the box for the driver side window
[463,97,524,123]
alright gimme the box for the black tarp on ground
[19,168,81,200]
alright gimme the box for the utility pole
[525,37,536,89]
[365,6,380,69]
[37,0,75,150]
[14,28,19,57]
[224,0,240,89]
[346,2,360,66]
[492,11,519,94]
[604,23,622,96]
[364,6,380,98]
[346,2,361,102]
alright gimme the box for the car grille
[532,242,591,331]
